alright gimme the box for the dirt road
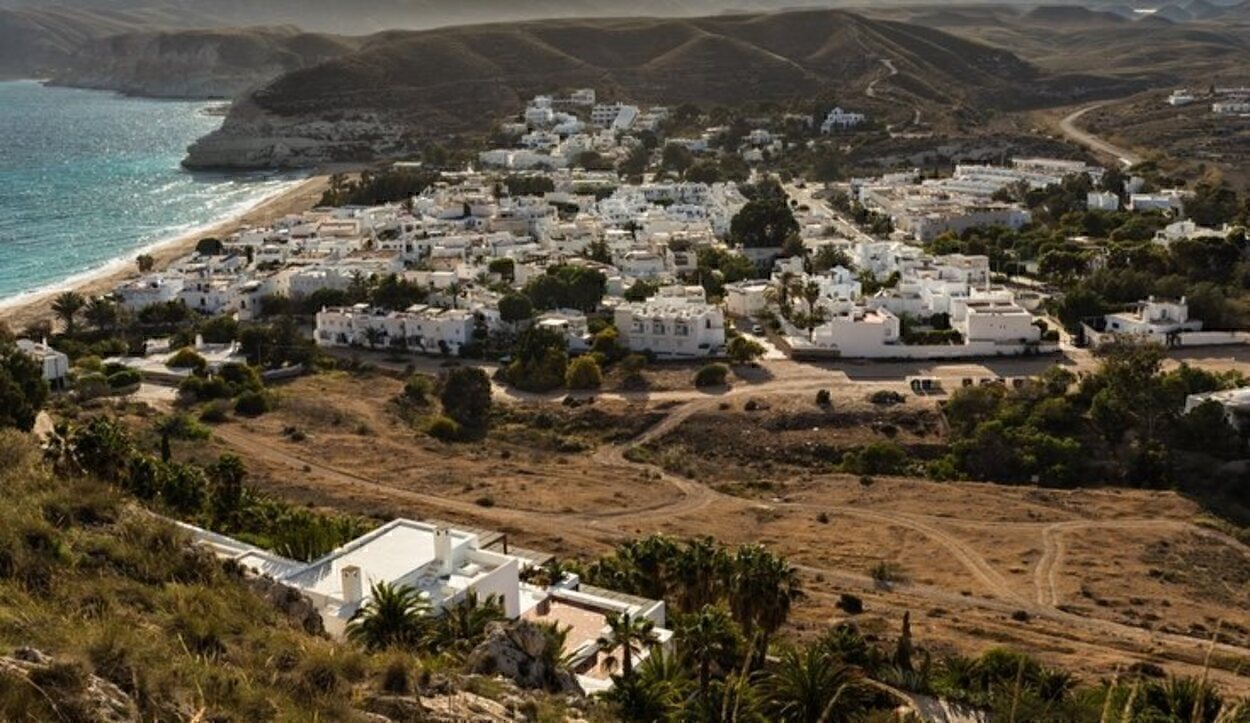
[1059,103,1143,168]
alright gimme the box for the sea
[0,80,301,305]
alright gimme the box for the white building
[614,297,726,359]
[1167,89,1196,106]
[952,299,1040,344]
[724,281,771,317]
[821,107,866,133]
[1184,387,1250,431]
[1212,100,1250,115]
[315,304,476,355]
[1087,191,1120,212]
[1099,296,1202,341]
[115,275,185,311]
[15,339,69,389]
[1129,192,1185,214]
[183,517,672,693]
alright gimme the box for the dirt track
[207,373,1250,689]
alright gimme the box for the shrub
[167,348,207,373]
[694,363,730,388]
[106,369,141,389]
[869,390,905,406]
[475,495,496,508]
[837,593,864,615]
[870,561,908,587]
[402,375,435,405]
[727,336,765,365]
[425,415,462,442]
[439,368,492,431]
[199,401,230,424]
[816,389,832,406]
[840,442,910,475]
[565,356,603,390]
[234,391,273,417]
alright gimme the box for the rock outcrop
[0,647,139,723]
[465,621,584,696]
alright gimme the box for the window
[675,323,689,337]
[652,321,666,335]
[632,320,645,334]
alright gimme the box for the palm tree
[763,646,863,722]
[674,537,730,613]
[84,297,118,332]
[678,605,743,702]
[598,612,659,680]
[51,291,86,336]
[728,545,803,666]
[606,649,692,721]
[434,591,505,651]
[346,582,430,651]
[362,326,386,350]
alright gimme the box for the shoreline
[0,175,330,334]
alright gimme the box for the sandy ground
[120,366,1250,693]
[0,175,329,333]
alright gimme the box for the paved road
[1059,103,1143,168]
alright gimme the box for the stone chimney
[434,527,453,575]
[341,565,363,603]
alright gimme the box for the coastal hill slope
[50,26,362,98]
[183,8,1138,169]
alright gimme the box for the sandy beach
[0,175,330,334]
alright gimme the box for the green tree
[346,582,431,651]
[432,592,506,652]
[678,605,743,702]
[0,343,49,432]
[598,612,659,680]
[439,367,492,431]
[84,297,119,332]
[727,336,765,365]
[731,198,799,249]
[763,646,864,722]
[565,355,603,390]
[661,143,695,176]
[51,291,86,336]
[135,253,155,273]
[728,544,803,664]
[506,326,568,392]
[195,237,224,256]
[498,293,534,326]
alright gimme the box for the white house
[115,274,184,311]
[821,107,866,133]
[1184,387,1250,431]
[182,517,672,693]
[1087,191,1120,212]
[1129,193,1185,214]
[1096,296,1202,342]
[315,304,476,355]
[536,309,593,352]
[952,299,1040,344]
[614,298,726,359]
[724,281,771,317]
[15,339,69,390]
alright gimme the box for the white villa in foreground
[183,518,671,693]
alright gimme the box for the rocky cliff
[49,27,359,99]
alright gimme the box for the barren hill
[48,26,361,98]
[183,8,1137,169]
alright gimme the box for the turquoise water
[0,80,299,303]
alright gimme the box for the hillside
[865,3,1250,80]
[49,26,361,98]
[183,9,1137,169]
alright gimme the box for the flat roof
[282,519,477,601]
